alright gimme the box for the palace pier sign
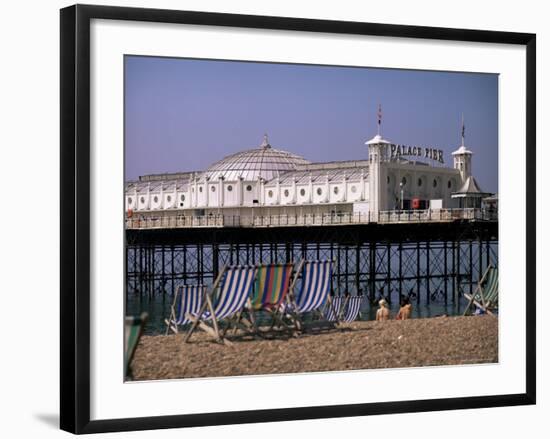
[390,144,445,164]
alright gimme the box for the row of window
[129,184,360,205]
[391,176,453,189]
[129,194,187,205]
[266,185,359,199]
[129,178,454,205]
[194,184,253,193]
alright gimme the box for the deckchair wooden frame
[220,297,260,339]
[184,265,229,345]
[463,264,498,316]
[164,285,182,335]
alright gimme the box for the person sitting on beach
[396,297,412,320]
[376,299,390,321]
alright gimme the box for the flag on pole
[461,114,465,144]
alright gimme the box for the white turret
[452,115,473,183]
[366,105,390,215]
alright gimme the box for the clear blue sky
[125,56,498,193]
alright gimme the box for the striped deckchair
[288,260,334,331]
[250,263,294,310]
[324,296,345,322]
[184,265,257,345]
[294,260,333,312]
[124,312,148,380]
[240,263,295,334]
[164,285,204,335]
[463,265,499,316]
[341,296,364,323]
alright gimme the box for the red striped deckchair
[241,263,294,334]
[250,263,294,310]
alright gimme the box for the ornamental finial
[261,133,271,149]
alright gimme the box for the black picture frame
[60,4,536,434]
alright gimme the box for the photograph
[123,56,499,382]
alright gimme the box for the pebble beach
[130,315,498,381]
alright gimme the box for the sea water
[126,291,470,336]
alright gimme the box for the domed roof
[201,135,310,181]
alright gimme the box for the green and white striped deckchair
[124,312,148,380]
[463,265,499,316]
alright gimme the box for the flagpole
[377,104,382,136]
[461,113,465,146]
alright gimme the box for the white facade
[125,132,485,217]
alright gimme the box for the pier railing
[126,208,497,230]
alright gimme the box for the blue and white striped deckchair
[287,260,334,332]
[341,296,364,323]
[184,265,257,344]
[294,260,333,313]
[164,285,204,335]
[324,296,345,322]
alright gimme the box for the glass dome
[201,135,310,181]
